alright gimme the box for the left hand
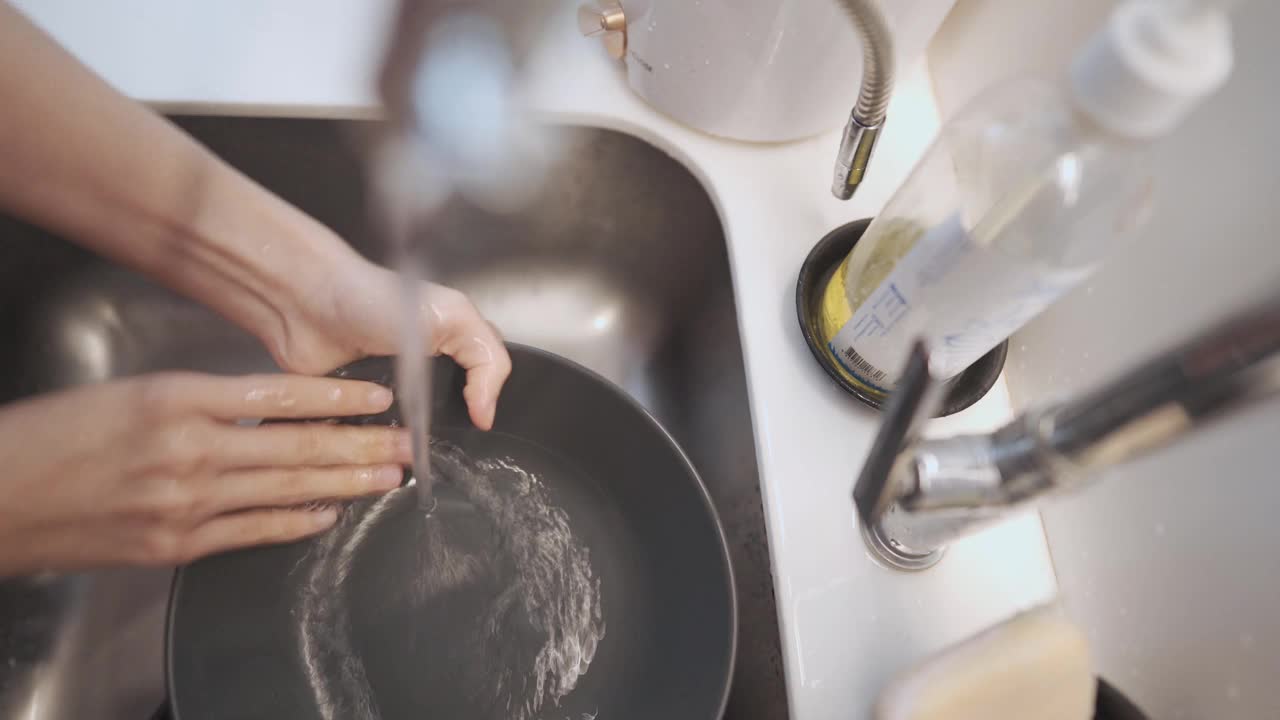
[0,372,413,575]
[265,248,511,431]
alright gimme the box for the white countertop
[16,2,1059,717]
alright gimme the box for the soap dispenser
[816,0,1235,397]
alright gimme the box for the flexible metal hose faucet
[855,291,1280,570]
[831,0,896,201]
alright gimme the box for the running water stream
[376,131,439,512]
[393,253,437,511]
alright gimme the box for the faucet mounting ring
[859,515,944,572]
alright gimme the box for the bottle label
[830,213,1091,388]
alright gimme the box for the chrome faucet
[855,293,1280,571]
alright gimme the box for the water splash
[296,440,605,720]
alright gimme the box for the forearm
[0,4,353,355]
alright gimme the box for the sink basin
[0,118,785,719]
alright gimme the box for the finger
[216,423,412,468]
[180,507,339,561]
[428,286,512,430]
[210,464,403,514]
[141,373,393,420]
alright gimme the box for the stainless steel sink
[0,118,785,719]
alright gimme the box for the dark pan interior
[166,345,736,720]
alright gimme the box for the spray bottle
[817,0,1235,396]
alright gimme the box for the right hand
[0,372,413,577]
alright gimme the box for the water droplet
[663,62,671,70]
[1227,683,1241,701]
[1154,522,1166,536]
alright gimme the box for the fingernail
[372,465,404,489]
[367,386,393,409]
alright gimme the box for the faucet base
[859,516,944,571]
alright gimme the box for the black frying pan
[165,345,736,719]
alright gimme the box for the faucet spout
[856,291,1280,570]
[830,0,895,201]
[832,116,882,201]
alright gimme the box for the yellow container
[816,218,927,397]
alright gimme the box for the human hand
[264,249,511,431]
[0,3,509,426]
[0,372,413,577]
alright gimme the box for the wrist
[183,159,356,362]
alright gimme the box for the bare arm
[0,3,332,356]
[0,3,509,427]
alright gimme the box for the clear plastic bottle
[817,79,1154,392]
[817,0,1233,395]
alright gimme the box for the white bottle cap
[1070,0,1234,138]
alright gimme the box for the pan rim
[165,341,739,720]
